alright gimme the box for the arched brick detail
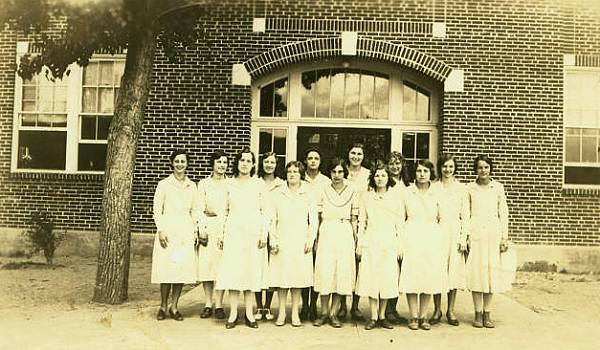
[244,37,452,82]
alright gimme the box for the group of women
[151,143,513,331]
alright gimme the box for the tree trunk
[93,23,158,304]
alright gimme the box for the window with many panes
[251,59,439,170]
[564,67,600,186]
[12,47,125,173]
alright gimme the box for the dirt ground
[1,254,599,349]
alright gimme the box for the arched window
[251,59,440,171]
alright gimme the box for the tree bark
[93,22,158,304]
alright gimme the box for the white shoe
[254,309,263,321]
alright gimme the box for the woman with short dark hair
[152,149,199,321]
[269,161,318,327]
[398,159,447,331]
[216,147,268,329]
[355,161,402,330]
[313,157,359,328]
[196,150,229,320]
[466,155,511,328]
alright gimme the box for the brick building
[0,0,598,250]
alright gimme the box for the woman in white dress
[384,151,409,324]
[152,149,199,321]
[430,154,468,326]
[339,143,370,322]
[254,152,285,321]
[216,147,268,329]
[196,150,228,320]
[269,161,318,327]
[300,148,330,321]
[466,155,511,328]
[356,161,402,330]
[313,157,359,328]
[399,159,447,331]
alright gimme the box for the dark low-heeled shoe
[330,315,342,328]
[313,315,328,327]
[379,319,394,329]
[225,317,237,329]
[429,311,442,325]
[364,319,377,330]
[446,312,460,326]
[156,309,167,321]
[336,306,347,320]
[245,315,259,328]
[214,308,226,320]
[200,307,212,319]
[169,308,184,321]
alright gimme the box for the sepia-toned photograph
[0,0,599,349]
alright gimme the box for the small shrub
[518,260,558,273]
[22,210,65,265]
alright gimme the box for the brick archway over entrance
[243,36,453,82]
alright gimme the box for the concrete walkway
[2,286,599,350]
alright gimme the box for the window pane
[23,86,36,100]
[78,143,107,171]
[315,69,330,118]
[403,85,416,121]
[259,82,274,117]
[98,116,111,140]
[21,114,37,127]
[81,116,96,140]
[565,135,581,162]
[581,136,597,162]
[402,133,416,158]
[330,69,345,118]
[82,87,97,113]
[99,61,113,86]
[273,129,286,155]
[50,114,67,127]
[301,71,316,118]
[99,88,114,113]
[360,73,374,119]
[374,76,389,119]
[22,101,36,111]
[83,62,99,85]
[259,129,273,155]
[273,78,288,118]
[53,86,67,112]
[416,133,430,159]
[565,166,600,185]
[17,130,66,170]
[416,90,430,121]
[38,86,53,112]
[345,70,360,119]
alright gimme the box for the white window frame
[562,66,600,189]
[250,59,440,165]
[11,42,125,174]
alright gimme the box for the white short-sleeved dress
[398,183,447,294]
[313,181,359,296]
[268,183,318,288]
[466,180,512,293]
[355,189,402,299]
[196,176,227,282]
[216,177,268,292]
[435,180,469,290]
[151,174,199,284]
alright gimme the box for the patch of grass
[1,261,65,270]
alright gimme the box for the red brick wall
[0,0,598,246]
